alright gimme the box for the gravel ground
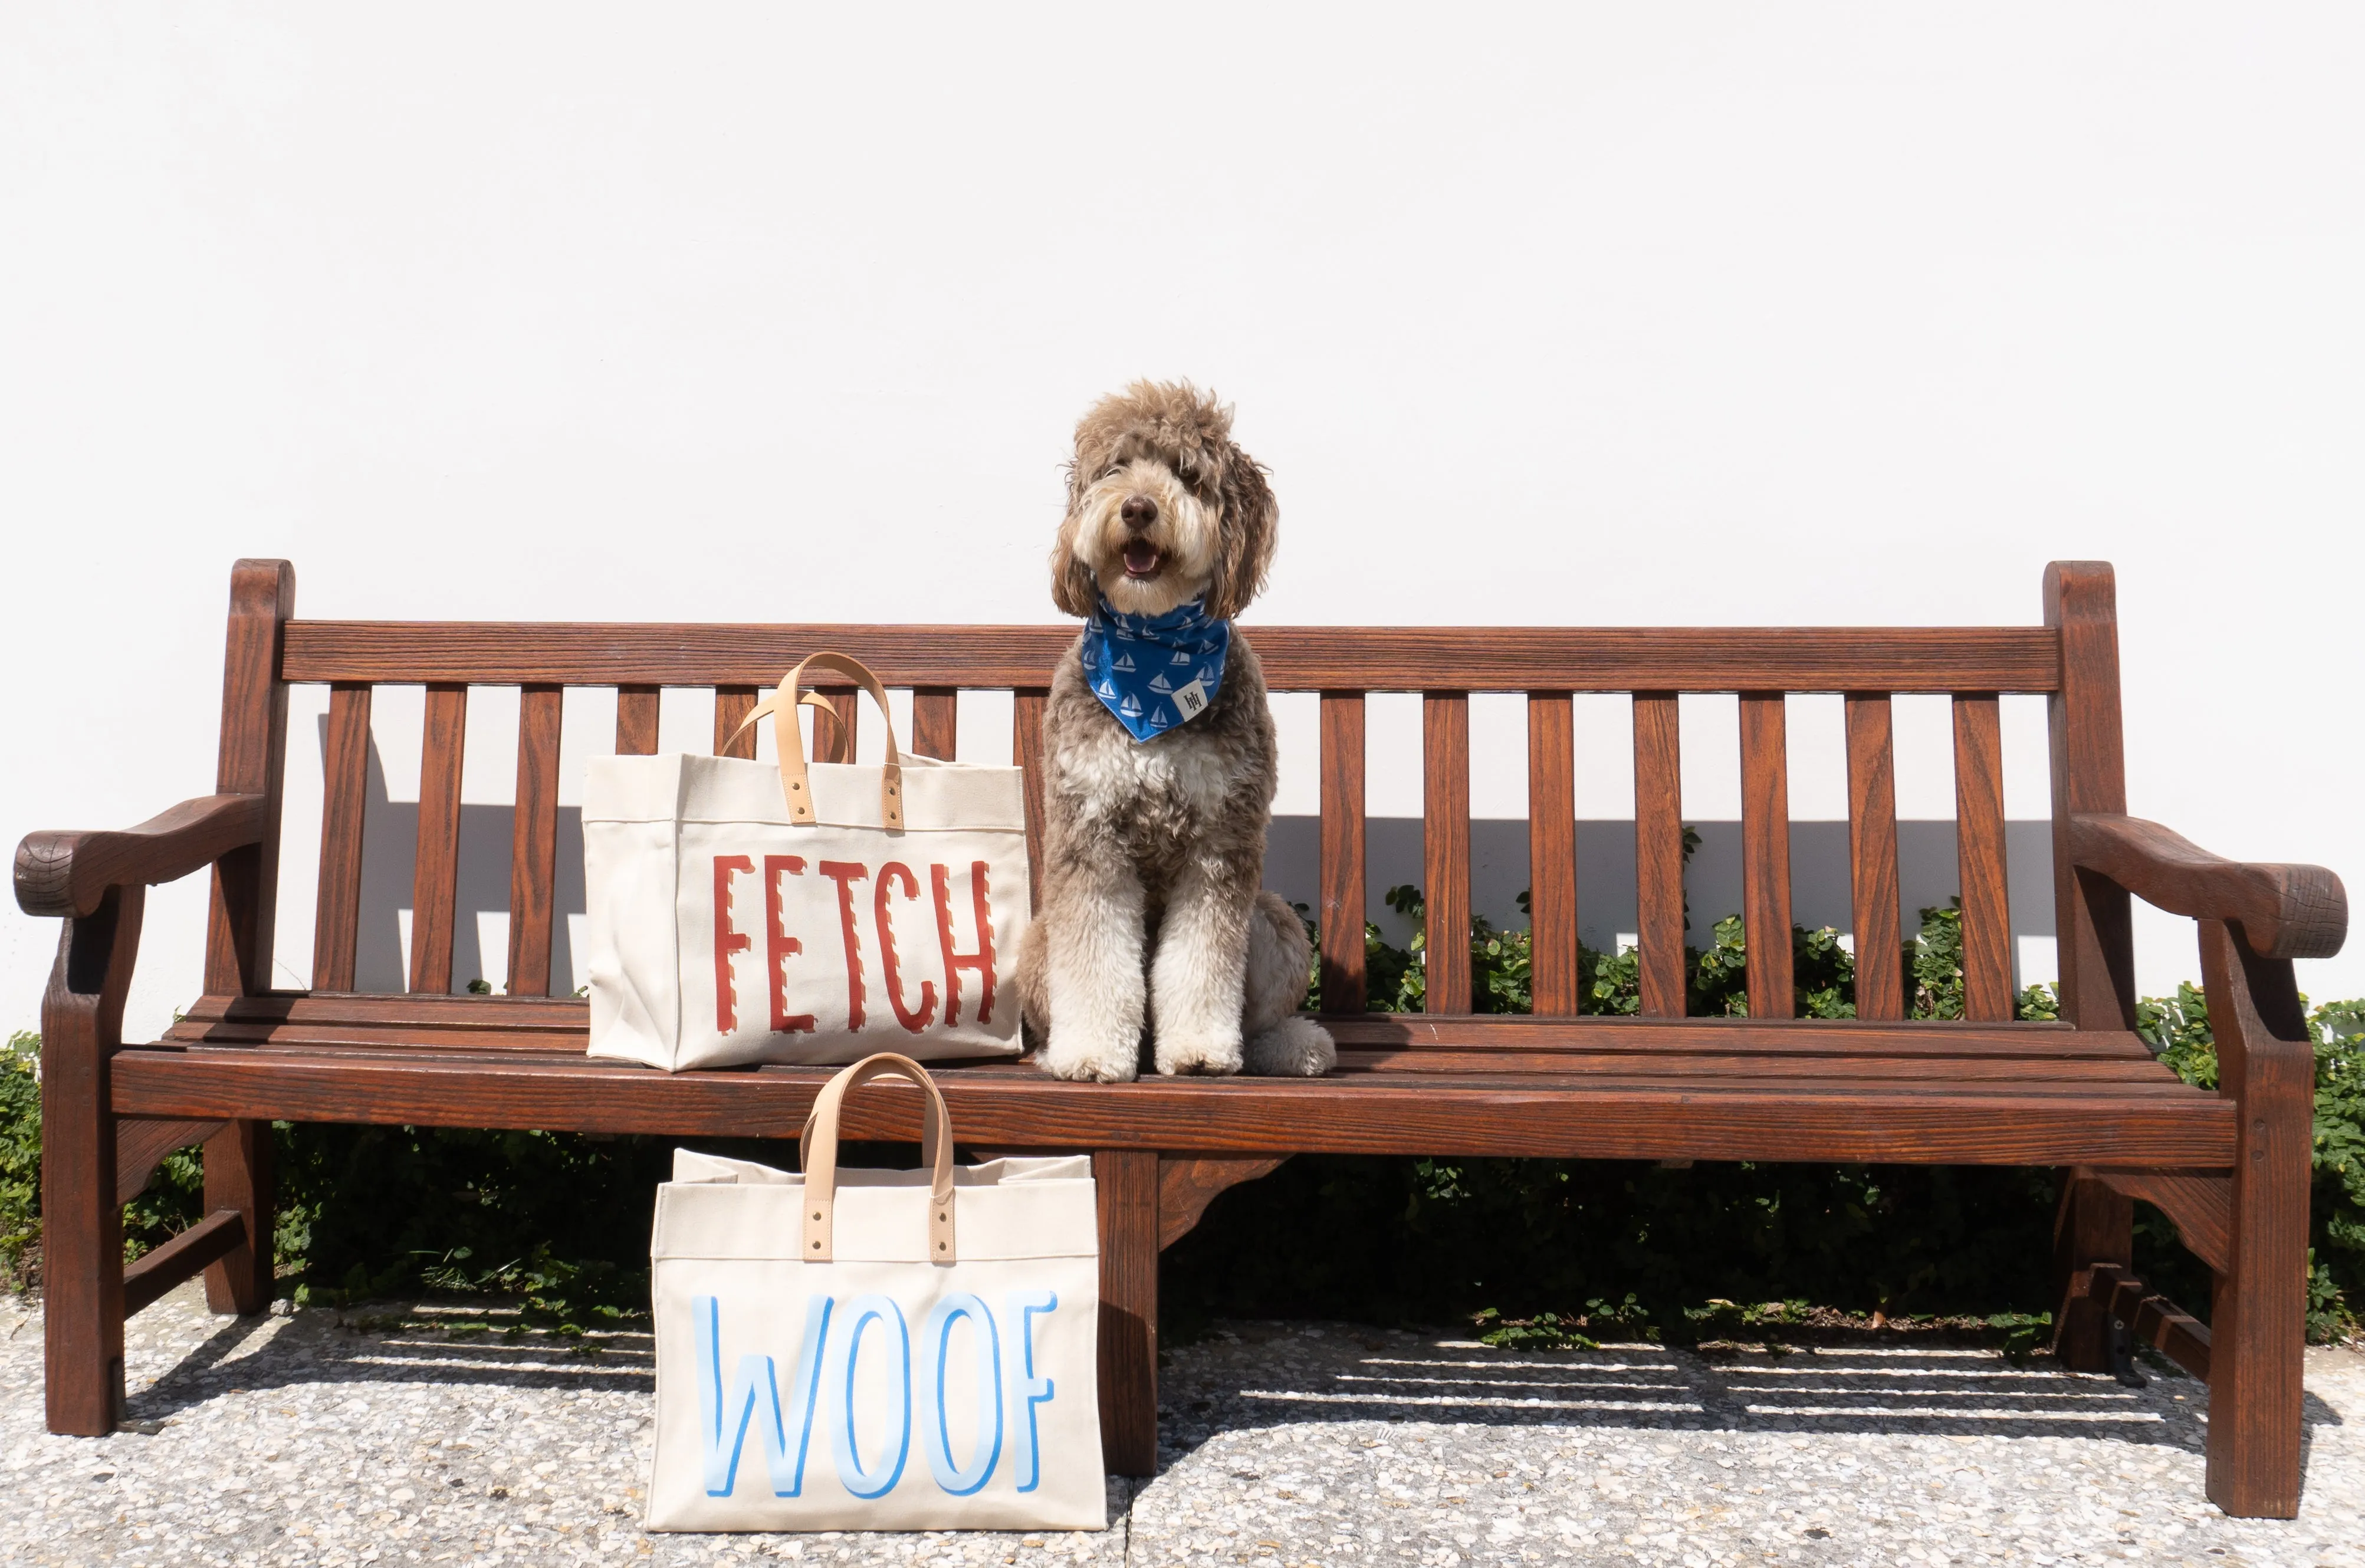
[0,1282,2357,1566]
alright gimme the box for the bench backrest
[203,560,2132,1030]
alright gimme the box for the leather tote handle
[797,1053,956,1265]
[731,652,908,829]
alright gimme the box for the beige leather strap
[797,1053,955,1265]
[730,652,907,829]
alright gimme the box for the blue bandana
[1081,597,1232,743]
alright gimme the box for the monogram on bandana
[1081,596,1232,744]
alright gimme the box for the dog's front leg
[1149,854,1255,1076]
[1036,859,1149,1083]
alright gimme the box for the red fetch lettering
[816,860,870,1031]
[931,860,998,1026]
[712,855,754,1034]
[873,862,938,1033]
[763,854,815,1034]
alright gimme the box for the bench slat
[1844,693,1904,1020]
[1526,694,1580,1015]
[408,683,467,995]
[1422,693,1472,1014]
[310,682,371,993]
[109,1047,2233,1165]
[813,685,856,764]
[713,685,757,760]
[1319,693,1368,1012]
[1633,693,1687,1017]
[1013,689,1047,911]
[505,684,562,997]
[1954,693,2015,1020]
[1740,692,1795,1018]
[615,685,661,755]
[163,993,2160,1057]
[911,688,957,760]
[280,622,2064,693]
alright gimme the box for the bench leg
[2199,925,2313,1518]
[202,1119,274,1315]
[2052,1172,2131,1372]
[1095,1149,1159,1477]
[41,889,139,1435]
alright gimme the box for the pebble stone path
[0,1281,2357,1566]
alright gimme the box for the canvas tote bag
[645,1053,1105,1532]
[584,653,1030,1070]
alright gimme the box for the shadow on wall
[1261,817,2057,958]
[340,723,586,995]
[327,720,2051,996]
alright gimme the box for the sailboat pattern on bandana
[1081,596,1232,744]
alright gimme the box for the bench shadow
[1156,1324,2344,1472]
[125,1307,654,1421]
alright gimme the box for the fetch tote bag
[646,1054,1105,1532]
[584,652,1030,1070]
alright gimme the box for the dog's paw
[1153,1034,1243,1077]
[1036,1032,1141,1083]
[1243,1016,1335,1077]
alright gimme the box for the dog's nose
[1121,494,1158,532]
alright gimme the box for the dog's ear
[1048,511,1100,618]
[1204,445,1277,620]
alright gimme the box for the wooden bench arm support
[14,793,270,921]
[2065,811,2347,962]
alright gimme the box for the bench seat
[130,996,2234,1166]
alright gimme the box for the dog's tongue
[1123,541,1161,576]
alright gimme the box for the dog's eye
[1103,466,1126,481]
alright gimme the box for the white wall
[5,4,2360,1040]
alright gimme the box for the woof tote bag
[584,653,1030,1070]
[645,1054,1105,1532]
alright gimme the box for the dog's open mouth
[1122,541,1163,578]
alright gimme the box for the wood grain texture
[41,883,143,1434]
[108,1047,2238,1166]
[1633,694,1687,1018]
[1013,690,1047,912]
[281,621,2064,692]
[1526,695,1579,1015]
[1319,694,1368,1013]
[2044,562,2137,1031]
[114,1117,225,1206]
[712,686,757,760]
[810,685,856,764]
[1844,695,1903,1021]
[311,683,372,991]
[505,685,562,998]
[1096,1148,1159,1476]
[2199,920,2313,1518]
[199,1113,273,1313]
[614,685,660,756]
[2052,1174,2134,1372]
[2087,1166,2232,1276]
[1423,693,1472,1014]
[123,1209,247,1318]
[14,794,267,921]
[1953,695,2014,1021]
[2068,813,2347,962]
[910,688,958,761]
[205,560,294,997]
[1158,1156,1287,1250]
[408,683,467,996]
[1739,693,1794,1020]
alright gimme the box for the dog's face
[1050,380,1277,622]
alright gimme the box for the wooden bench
[15,558,2344,1517]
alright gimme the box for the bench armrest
[14,793,270,919]
[2066,811,2347,961]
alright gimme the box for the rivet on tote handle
[797,1053,957,1265]
[731,651,908,829]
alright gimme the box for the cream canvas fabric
[584,655,1030,1070]
[645,1056,1104,1533]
